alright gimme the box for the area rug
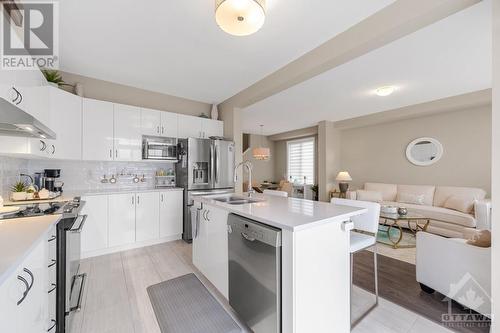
[353,251,491,333]
[147,273,242,333]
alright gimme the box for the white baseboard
[82,234,182,259]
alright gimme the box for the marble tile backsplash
[0,156,176,197]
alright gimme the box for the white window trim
[286,137,315,185]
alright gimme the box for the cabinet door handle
[23,268,34,290]
[205,210,210,221]
[12,87,22,105]
[48,259,56,268]
[115,149,118,158]
[48,283,56,294]
[157,125,160,134]
[137,195,140,205]
[132,195,134,205]
[17,275,30,305]
[40,140,47,152]
[109,149,112,159]
[161,194,163,202]
[161,126,164,134]
[47,319,56,332]
[51,144,56,155]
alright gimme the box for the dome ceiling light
[215,0,266,36]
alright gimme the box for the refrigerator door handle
[210,142,215,187]
[214,144,219,184]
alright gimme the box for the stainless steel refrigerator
[176,138,235,241]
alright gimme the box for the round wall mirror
[406,137,443,166]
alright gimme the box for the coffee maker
[43,169,62,192]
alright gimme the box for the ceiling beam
[219,0,481,110]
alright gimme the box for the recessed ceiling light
[375,86,396,97]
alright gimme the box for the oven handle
[69,273,87,312]
[70,215,88,233]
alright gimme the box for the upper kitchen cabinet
[202,118,223,138]
[82,98,114,161]
[178,115,223,139]
[141,108,178,138]
[114,103,141,161]
[46,87,82,160]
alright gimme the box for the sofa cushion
[444,195,475,214]
[397,192,425,205]
[382,201,476,228]
[365,183,397,201]
[397,184,435,206]
[433,186,487,207]
[467,230,491,248]
[356,190,383,203]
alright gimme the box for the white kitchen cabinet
[202,118,224,138]
[159,191,183,238]
[135,192,160,242]
[47,87,82,160]
[0,237,48,333]
[114,103,142,161]
[141,108,178,138]
[178,114,223,139]
[177,114,202,138]
[192,203,229,298]
[81,195,109,253]
[82,98,114,161]
[108,193,136,247]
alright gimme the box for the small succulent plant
[11,181,27,193]
[42,69,64,85]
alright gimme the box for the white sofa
[416,232,491,317]
[348,183,491,238]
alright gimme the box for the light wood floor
[71,240,453,333]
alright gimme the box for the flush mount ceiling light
[215,0,266,36]
[374,85,396,97]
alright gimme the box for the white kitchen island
[192,193,366,333]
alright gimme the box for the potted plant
[11,181,27,201]
[41,69,64,87]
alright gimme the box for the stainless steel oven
[56,198,86,333]
[142,135,178,160]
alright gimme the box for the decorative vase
[11,192,27,201]
[398,207,408,216]
[211,104,219,120]
[74,83,84,97]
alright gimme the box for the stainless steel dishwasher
[227,213,282,333]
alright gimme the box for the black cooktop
[0,202,65,220]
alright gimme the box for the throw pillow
[356,190,383,203]
[467,230,491,248]
[397,192,425,205]
[444,196,475,214]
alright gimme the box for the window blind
[287,137,315,185]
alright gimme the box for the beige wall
[242,134,276,184]
[340,106,492,194]
[60,71,211,116]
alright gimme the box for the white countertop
[0,214,61,286]
[194,193,366,231]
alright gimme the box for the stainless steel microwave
[142,136,178,160]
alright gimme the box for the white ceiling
[242,0,492,135]
[58,0,394,104]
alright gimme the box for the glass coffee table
[378,211,430,249]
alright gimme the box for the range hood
[0,98,56,139]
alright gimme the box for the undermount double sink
[212,195,264,205]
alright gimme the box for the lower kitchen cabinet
[159,190,183,238]
[192,203,229,298]
[81,190,183,257]
[0,235,49,333]
[135,192,160,242]
[108,193,136,247]
[81,195,109,253]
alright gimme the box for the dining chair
[331,198,381,327]
[263,189,288,197]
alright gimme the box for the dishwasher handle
[241,232,255,242]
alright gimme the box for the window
[287,137,315,185]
